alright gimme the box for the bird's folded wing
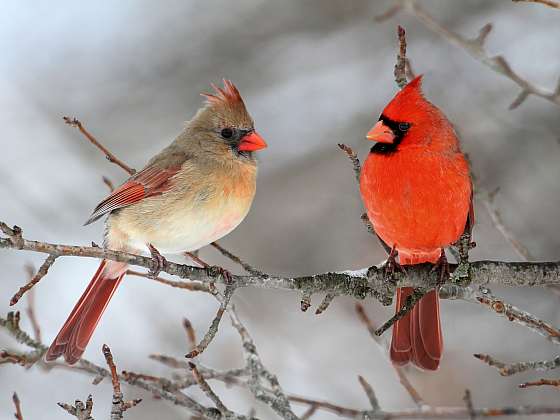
[85,165,180,225]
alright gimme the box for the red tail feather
[45,260,126,364]
[390,287,442,370]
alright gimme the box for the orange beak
[239,131,267,152]
[366,121,395,144]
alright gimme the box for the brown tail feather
[45,260,126,364]
[390,287,442,371]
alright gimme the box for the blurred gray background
[1,1,559,418]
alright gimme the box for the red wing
[84,165,180,225]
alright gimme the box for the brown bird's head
[366,75,456,153]
[187,80,267,161]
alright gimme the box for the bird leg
[185,252,233,284]
[430,248,450,284]
[148,244,167,278]
[383,244,407,280]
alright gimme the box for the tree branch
[63,117,135,175]
[512,0,560,10]
[377,0,560,108]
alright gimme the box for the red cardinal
[46,80,267,364]
[359,76,473,370]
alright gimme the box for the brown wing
[84,165,180,225]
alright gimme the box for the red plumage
[360,76,473,370]
[45,260,126,364]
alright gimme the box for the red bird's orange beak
[366,121,395,144]
[239,131,267,152]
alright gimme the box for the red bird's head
[366,75,456,153]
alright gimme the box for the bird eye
[398,122,410,132]
[221,128,234,139]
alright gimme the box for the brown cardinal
[359,75,473,370]
[46,80,267,364]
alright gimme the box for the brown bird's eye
[221,128,234,139]
[399,122,410,132]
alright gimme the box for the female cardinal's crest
[202,80,245,109]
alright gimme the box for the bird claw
[383,245,406,283]
[148,244,167,278]
[430,249,450,284]
[207,266,233,284]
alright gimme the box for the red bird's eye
[398,122,410,132]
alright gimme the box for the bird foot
[207,266,233,284]
[148,244,167,278]
[430,249,450,284]
[185,251,233,284]
[383,245,406,282]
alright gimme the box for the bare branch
[2,225,560,305]
[188,362,231,414]
[210,241,267,277]
[186,284,235,359]
[102,345,141,419]
[463,390,476,420]
[474,287,560,345]
[23,265,42,342]
[393,0,560,108]
[474,354,560,377]
[63,117,135,175]
[227,304,299,420]
[512,0,560,10]
[10,255,57,305]
[355,303,427,408]
[12,392,24,420]
[126,269,209,292]
[374,288,427,336]
[182,318,197,351]
[519,378,560,389]
[479,187,535,261]
[358,375,380,411]
[394,25,408,88]
[315,293,336,315]
[337,143,361,183]
[58,395,94,420]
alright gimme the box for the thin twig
[519,378,560,389]
[186,285,235,358]
[474,287,560,345]
[393,0,560,108]
[102,345,141,419]
[183,318,197,351]
[355,303,427,408]
[188,362,231,414]
[315,293,336,315]
[12,392,24,420]
[337,143,361,183]
[512,0,560,9]
[374,288,427,336]
[358,375,380,411]
[394,25,408,88]
[126,269,209,292]
[480,187,534,261]
[58,395,94,420]
[23,265,41,342]
[10,255,57,305]
[63,117,135,175]
[210,241,267,277]
[474,354,560,377]
[464,390,476,420]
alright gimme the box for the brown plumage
[46,80,267,364]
